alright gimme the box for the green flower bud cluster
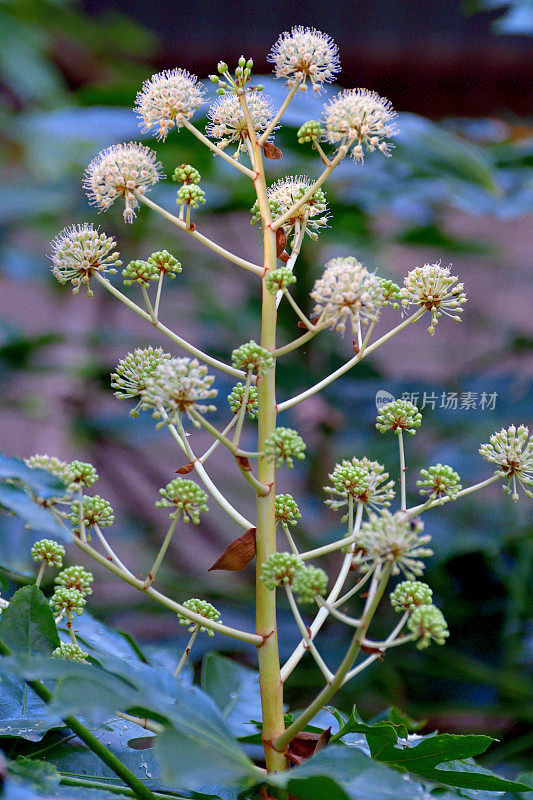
[260,552,304,590]
[55,566,94,597]
[52,643,89,662]
[326,457,394,513]
[265,427,306,469]
[147,250,182,277]
[156,478,208,524]
[31,539,65,568]
[122,259,158,287]
[265,267,297,295]
[407,604,449,649]
[178,598,221,636]
[390,580,433,612]
[209,56,255,94]
[50,587,86,616]
[68,461,99,489]
[231,341,274,375]
[227,383,259,419]
[479,424,533,501]
[376,399,422,436]
[274,494,301,526]
[292,566,328,604]
[177,184,206,209]
[297,120,324,144]
[379,278,402,309]
[417,464,462,501]
[68,495,114,530]
[172,164,201,184]
[111,348,172,416]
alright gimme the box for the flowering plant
[0,25,530,800]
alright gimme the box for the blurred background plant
[0,0,531,782]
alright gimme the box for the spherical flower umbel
[231,341,274,376]
[417,464,462,502]
[322,88,399,162]
[227,383,259,419]
[401,263,467,335]
[111,347,172,417]
[206,93,277,159]
[134,68,205,140]
[275,494,301,526]
[357,511,433,579]
[141,357,217,426]
[325,457,395,514]
[479,424,533,501]
[178,598,221,637]
[50,587,86,617]
[55,566,94,597]
[25,454,73,488]
[292,566,328,604]
[268,27,340,91]
[390,580,433,613]
[407,604,449,650]
[68,461,99,489]
[50,224,121,297]
[265,427,306,469]
[177,184,206,209]
[297,120,324,144]
[252,177,329,241]
[310,257,384,335]
[122,259,158,287]
[379,278,402,309]
[260,552,304,590]
[52,643,89,662]
[172,164,201,184]
[265,267,297,296]
[156,478,208,524]
[68,495,114,530]
[376,399,422,437]
[147,250,182,278]
[31,539,65,568]
[83,142,164,223]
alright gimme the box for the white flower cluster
[357,511,433,578]
[480,425,533,501]
[322,88,398,162]
[268,26,340,91]
[134,68,205,140]
[83,142,164,223]
[206,93,277,159]
[310,256,384,334]
[266,176,329,239]
[141,357,217,426]
[50,224,121,297]
[401,263,467,335]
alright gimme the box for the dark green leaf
[329,706,408,745]
[0,585,59,656]
[201,652,262,736]
[7,757,60,791]
[0,672,62,741]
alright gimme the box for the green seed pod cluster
[379,278,402,309]
[231,341,274,375]
[178,598,221,636]
[68,495,114,530]
[376,399,422,436]
[156,478,208,524]
[55,566,94,597]
[417,464,462,501]
[260,552,304,590]
[50,587,86,616]
[293,566,328,604]
[172,164,201,184]
[52,643,89,662]
[274,494,301,526]
[407,604,449,650]
[209,56,254,94]
[177,184,206,209]
[265,427,306,469]
[147,250,182,277]
[227,383,259,419]
[297,120,323,144]
[390,580,433,612]
[31,539,65,568]
[122,259,158,286]
[265,267,297,295]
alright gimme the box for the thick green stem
[273,563,392,752]
[0,639,157,800]
[241,91,287,773]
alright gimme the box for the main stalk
[245,102,287,773]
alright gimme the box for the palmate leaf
[0,585,59,656]
[329,706,531,794]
